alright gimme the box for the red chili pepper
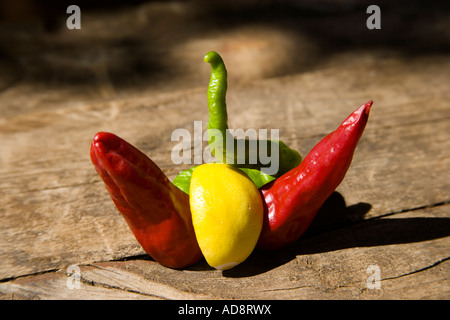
[90,132,202,268]
[257,101,373,250]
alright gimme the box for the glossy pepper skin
[204,51,229,151]
[90,132,202,268]
[203,51,301,176]
[257,101,373,250]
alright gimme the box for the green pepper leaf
[173,166,197,194]
[275,139,302,176]
[237,168,276,189]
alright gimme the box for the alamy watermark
[65,5,380,31]
[171,121,280,175]
[366,264,381,289]
[66,5,81,29]
[66,264,81,290]
[366,5,381,30]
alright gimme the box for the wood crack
[78,274,166,300]
[77,263,165,299]
[0,268,60,283]
[381,256,450,282]
[377,200,446,220]
[261,285,317,292]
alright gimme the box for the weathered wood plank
[0,271,156,300]
[1,205,448,300]
[1,56,449,281]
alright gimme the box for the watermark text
[171,121,280,175]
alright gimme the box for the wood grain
[0,1,449,300]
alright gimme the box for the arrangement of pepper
[90,51,372,269]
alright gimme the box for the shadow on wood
[222,194,450,278]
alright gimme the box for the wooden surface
[0,1,449,300]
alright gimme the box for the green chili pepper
[204,51,302,176]
[173,51,302,194]
[204,51,229,156]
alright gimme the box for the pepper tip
[364,100,373,115]
[204,51,223,66]
[92,132,121,153]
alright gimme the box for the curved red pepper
[90,132,202,268]
[257,101,373,250]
